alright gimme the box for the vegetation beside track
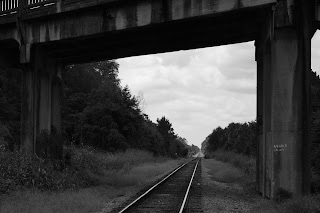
[0,146,187,213]
[204,150,320,213]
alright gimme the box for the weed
[0,152,185,213]
[211,149,256,180]
[204,159,245,183]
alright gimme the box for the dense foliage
[203,121,257,156]
[0,146,94,193]
[62,61,190,156]
[0,67,21,150]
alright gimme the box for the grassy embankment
[0,147,187,213]
[205,150,320,213]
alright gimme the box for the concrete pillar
[257,0,313,198]
[21,46,62,158]
[270,27,311,196]
[21,64,35,155]
[51,64,62,135]
[255,40,264,194]
[262,39,273,198]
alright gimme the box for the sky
[117,32,320,149]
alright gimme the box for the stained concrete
[255,0,314,198]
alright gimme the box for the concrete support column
[270,27,310,196]
[256,0,313,198]
[255,40,264,194]
[21,64,35,155]
[21,46,62,158]
[263,40,273,198]
[51,64,62,135]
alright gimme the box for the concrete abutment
[256,0,314,198]
[21,46,62,158]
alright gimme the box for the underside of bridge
[0,0,319,199]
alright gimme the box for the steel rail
[118,158,197,213]
[179,158,200,213]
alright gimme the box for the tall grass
[0,146,171,193]
[210,149,256,180]
[204,159,245,183]
[93,149,164,171]
[102,160,186,186]
[1,147,187,213]
[207,150,320,213]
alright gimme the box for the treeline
[0,61,193,157]
[202,121,256,156]
[60,61,190,157]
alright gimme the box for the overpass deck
[0,0,278,63]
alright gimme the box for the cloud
[312,31,320,72]
[117,41,257,147]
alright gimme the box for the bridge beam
[21,46,62,158]
[256,0,313,198]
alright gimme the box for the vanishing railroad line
[115,158,202,213]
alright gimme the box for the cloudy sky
[117,32,320,148]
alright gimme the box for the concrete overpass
[0,0,319,199]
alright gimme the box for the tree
[156,116,176,154]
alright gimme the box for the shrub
[204,152,215,159]
[204,159,245,183]
[275,188,292,203]
[311,173,320,194]
[0,149,92,194]
[212,149,256,179]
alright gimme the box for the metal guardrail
[0,0,56,16]
[0,0,19,15]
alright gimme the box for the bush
[212,149,256,179]
[275,188,292,203]
[0,149,93,194]
[204,159,245,183]
[204,152,215,159]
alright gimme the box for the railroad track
[114,158,202,213]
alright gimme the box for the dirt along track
[114,158,203,213]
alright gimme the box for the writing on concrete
[274,144,287,152]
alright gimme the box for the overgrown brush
[0,145,167,194]
[0,148,93,193]
[209,149,256,179]
[204,159,245,183]
[98,149,160,171]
